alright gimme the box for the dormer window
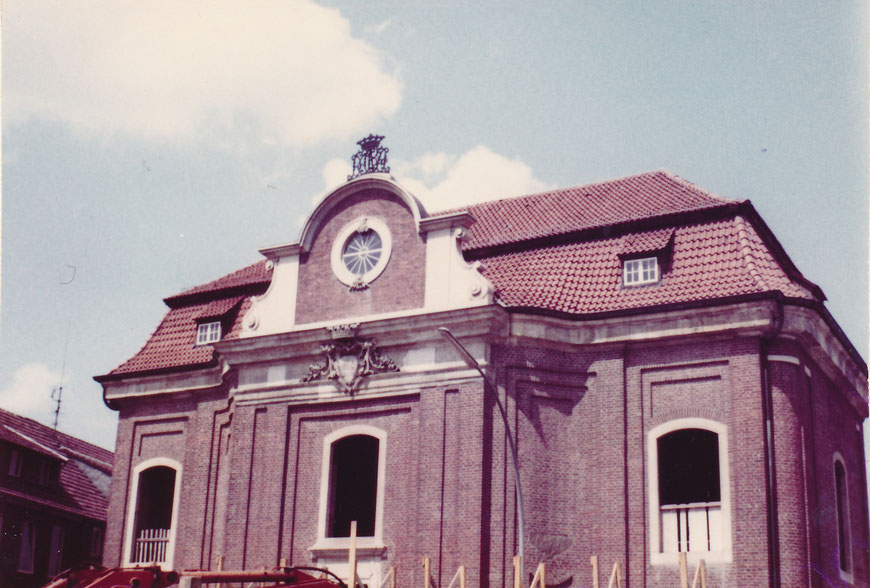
[619,228,674,287]
[196,321,221,345]
[623,257,659,286]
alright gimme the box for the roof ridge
[733,215,771,292]
[659,170,739,205]
[60,445,113,472]
[3,425,68,460]
[432,169,674,215]
[165,259,271,304]
[0,407,113,460]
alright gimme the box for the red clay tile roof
[165,259,272,306]
[196,296,245,320]
[446,170,737,251]
[0,408,112,521]
[478,217,815,315]
[620,228,674,256]
[104,171,820,377]
[107,261,270,375]
[110,294,260,376]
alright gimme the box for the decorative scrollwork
[348,134,390,180]
[301,325,399,394]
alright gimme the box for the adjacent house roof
[99,170,828,379]
[0,408,113,521]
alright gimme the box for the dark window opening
[132,466,176,563]
[327,435,379,538]
[835,461,851,572]
[135,466,176,530]
[658,429,720,505]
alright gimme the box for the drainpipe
[761,296,784,587]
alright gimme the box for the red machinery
[42,564,349,588]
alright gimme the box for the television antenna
[52,322,71,430]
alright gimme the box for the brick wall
[295,189,426,325]
[106,332,867,588]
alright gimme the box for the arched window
[317,426,386,547]
[327,435,379,537]
[123,458,182,566]
[648,419,731,564]
[834,454,852,579]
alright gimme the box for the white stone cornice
[509,299,780,347]
[419,211,476,233]
[780,304,868,413]
[101,365,225,403]
[300,174,424,251]
[220,305,509,367]
[258,242,302,258]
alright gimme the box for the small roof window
[623,257,659,286]
[619,228,674,287]
[196,321,221,345]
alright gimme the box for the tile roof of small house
[102,170,823,378]
[0,408,113,521]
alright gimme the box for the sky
[1,1,867,451]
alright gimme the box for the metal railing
[660,502,721,553]
[134,528,169,563]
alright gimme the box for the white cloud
[309,145,548,219]
[321,158,353,195]
[0,363,62,424]
[395,146,550,211]
[3,0,403,147]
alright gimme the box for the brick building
[96,139,868,587]
[0,407,113,588]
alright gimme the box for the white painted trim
[241,250,298,337]
[647,418,732,565]
[312,425,387,552]
[768,355,801,366]
[234,366,483,407]
[330,216,392,287]
[423,226,493,310]
[122,457,183,568]
[623,256,659,286]
[299,174,423,253]
[833,452,854,584]
[196,321,221,345]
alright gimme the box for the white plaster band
[768,354,801,366]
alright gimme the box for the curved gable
[295,183,427,324]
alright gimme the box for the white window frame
[330,216,393,287]
[833,452,853,583]
[196,321,221,345]
[47,524,64,577]
[623,256,659,286]
[17,519,36,573]
[9,448,22,477]
[647,418,732,565]
[122,457,183,568]
[312,425,387,551]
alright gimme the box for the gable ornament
[301,323,399,394]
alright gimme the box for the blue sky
[1,1,867,450]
